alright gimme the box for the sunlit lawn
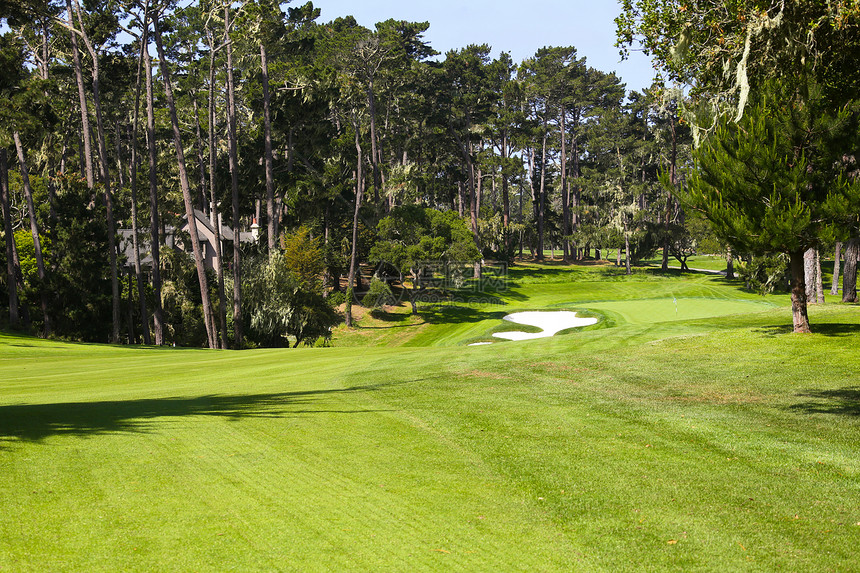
[1,265,858,571]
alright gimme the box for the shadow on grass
[356,309,422,329]
[754,323,859,337]
[0,384,396,446]
[790,387,860,416]
[505,266,596,283]
[419,305,509,325]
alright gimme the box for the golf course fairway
[1,264,858,571]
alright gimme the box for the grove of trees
[618,0,860,332]
[1,0,855,346]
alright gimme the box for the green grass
[1,265,859,571]
[335,262,782,347]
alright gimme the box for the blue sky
[311,0,656,93]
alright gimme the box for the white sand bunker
[492,311,598,341]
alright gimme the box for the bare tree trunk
[457,181,465,218]
[366,81,381,207]
[273,128,294,240]
[13,132,50,335]
[559,107,569,260]
[814,248,824,304]
[143,37,164,345]
[467,141,482,279]
[804,248,817,303]
[323,206,331,298]
[842,238,858,303]
[115,122,125,189]
[661,118,677,272]
[527,145,538,258]
[207,38,228,350]
[129,26,151,344]
[501,129,509,229]
[206,30,228,350]
[536,122,548,261]
[476,159,482,224]
[66,0,93,188]
[830,241,842,296]
[224,5,242,348]
[0,149,19,327]
[345,121,364,328]
[467,143,478,245]
[571,111,582,259]
[153,12,217,349]
[624,221,632,276]
[192,97,208,214]
[789,249,811,333]
[261,43,276,255]
[126,268,135,343]
[74,0,121,343]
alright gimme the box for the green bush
[243,252,342,347]
[361,276,396,309]
[327,290,347,308]
[737,253,789,294]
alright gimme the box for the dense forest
[0,0,857,346]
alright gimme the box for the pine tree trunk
[467,143,478,251]
[66,0,93,188]
[143,35,164,345]
[830,241,841,296]
[789,249,811,333]
[804,248,817,302]
[0,149,19,327]
[345,122,364,328]
[129,33,151,345]
[192,97,208,214]
[261,43,276,255]
[153,14,217,349]
[536,122,548,261]
[526,146,537,258]
[661,232,670,271]
[814,248,824,303]
[501,130,510,231]
[206,28,227,349]
[126,268,135,344]
[662,117,678,272]
[571,112,582,260]
[274,127,294,240]
[472,143,482,280]
[559,107,570,260]
[225,6,243,348]
[79,21,121,344]
[726,250,735,279]
[624,223,632,276]
[842,238,859,303]
[476,159,482,224]
[366,80,382,207]
[13,132,50,335]
[457,181,465,218]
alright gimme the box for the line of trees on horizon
[1,0,857,345]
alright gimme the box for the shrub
[737,254,789,295]
[361,275,396,309]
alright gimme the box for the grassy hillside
[1,264,858,571]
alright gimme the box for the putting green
[576,297,776,325]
